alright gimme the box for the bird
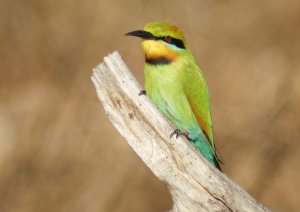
[125,22,222,170]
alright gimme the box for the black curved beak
[125,30,155,39]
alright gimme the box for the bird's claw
[170,129,189,140]
[138,90,146,96]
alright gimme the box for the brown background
[0,0,300,211]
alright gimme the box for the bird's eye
[163,36,172,43]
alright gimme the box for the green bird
[126,22,222,170]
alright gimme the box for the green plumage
[126,22,221,170]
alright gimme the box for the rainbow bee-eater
[126,22,222,170]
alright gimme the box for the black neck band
[146,57,171,65]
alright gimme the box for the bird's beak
[125,30,155,39]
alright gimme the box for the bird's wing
[184,65,216,153]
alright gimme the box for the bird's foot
[170,129,189,140]
[138,90,146,96]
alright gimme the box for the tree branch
[91,51,270,212]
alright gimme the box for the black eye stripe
[137,31,185,49]
[157,36,185,49]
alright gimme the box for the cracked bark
[91,51,271,212]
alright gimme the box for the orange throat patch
[142,40,179,63]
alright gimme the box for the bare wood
[91,51,270,212]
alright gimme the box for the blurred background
[0,0,299,211]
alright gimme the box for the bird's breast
[144,62,185,107]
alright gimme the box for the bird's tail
[213,157,222,171]
[192,137,222,171]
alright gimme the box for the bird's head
[126,22,187,64]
